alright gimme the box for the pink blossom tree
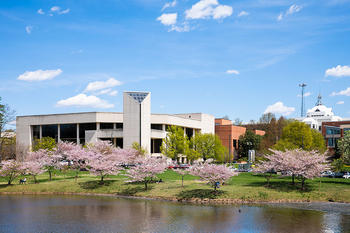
[174,168,189,188]
[255,149,329,190]
[0,160,24,185]
[190,162,238,191]
[253,159,276,186]
[126,156,168,190]
[22,161,45,183]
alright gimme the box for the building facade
[297,94,342,131]
[215,119,265,159]
[322,120,350,150]
[16,92,215,155]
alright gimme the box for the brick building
[322,120,350,150]
[215,119,265,159]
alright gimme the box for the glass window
[326,127,341,135]
[151,124,163,130]
[116,123,123,129]
[32,125,40,140]
[100,123,114,130]
[186,128,193,139]
[151,139,162,153]
[328,138,335,147]
[42,124,58,141]
[60,124,77,142]
[116,138,123,148]
[79,123,96,142]
[233,139,237,149]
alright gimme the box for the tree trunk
[49,171,52,181]
[301,178,305,190]
[33,175,37,184]
[292,174,295,185]
[7,180,11,185]
[182,176,184,187]
[100,176,104,183]
[145,182,148,190]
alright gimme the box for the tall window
[42,125,58,142]
[32,125,40,141]
[60,124,77,143]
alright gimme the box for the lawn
[0,170,349,203]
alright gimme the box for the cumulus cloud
[336,101,345,105]
[169,23,190,32]
[95,88,118,96]
[185,0,232,20]
[157,13,178,25]
[325,65,350,77]
[25,26,32,34]
[162,0,177,11]
[264,101,295,116]
[17,69,62,81]
[226,69,239,75]
[331,87,350,96]
[56,94,114,109]
[84,78,122,92]
[297,92,311,97]
[37,9,45,15]
[238,11,249,17]
[277,4,302,21]
[51,6,61,12]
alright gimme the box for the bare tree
[0,97,16,162]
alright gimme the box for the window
[60,124,77,143]
[116,138,123,148]
[79,123,96,144]
[32,125,40,140]
[151,124,163,130]
[116,123,123,129]
[42,125,58,141]
[186,128,193,139]
[233,139,237,149]
[326,127,341,135]
[100,123,114,130]
[151,139,162,153]
[328,138,335,147]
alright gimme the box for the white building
[16,91,215,156]
[298,94,342,131]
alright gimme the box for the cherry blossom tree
[254,159,276,186]
[22,160,45,183]
[255,149,329,190]
[126,156,168,190]
[0,160,24,185]
[174,168,189,188]
[190,162,238,191]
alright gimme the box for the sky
[1,0,350,127]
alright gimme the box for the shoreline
[1,191,349,206]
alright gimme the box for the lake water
[0,195,349,233]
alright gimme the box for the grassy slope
[0,170,349,203]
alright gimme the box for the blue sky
[1,0,350,126]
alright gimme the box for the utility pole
[299,83,307,117]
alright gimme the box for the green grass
[0,169,349,203]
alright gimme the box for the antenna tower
[299,83,307,117]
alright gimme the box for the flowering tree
[126,156,168,190]
[254,159,276,186]
[22,161,45,183]
[190,162,238,191]
[174,168,189,188]
[0,160,24,185]
[255,149,329,190]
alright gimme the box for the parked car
[333,172,345,178]
[321,171,334,178]
[343,172,350,179]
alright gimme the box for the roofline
[17,112,123,118]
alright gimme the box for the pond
[0,195,349,233]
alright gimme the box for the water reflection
[0,195,349,233]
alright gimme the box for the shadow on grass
[319,180,350,186]
[118,185,151,196]
[245,180,313,192]
[78,180,116,190]
[176,189,225,200]
[0,184,10,189]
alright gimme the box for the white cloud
[56,94,114,109]
[238,11,249,17]
[157,13,177,25]
[264,101,295,116]
[277,13,283,21]
[95,88,118,96]
[337,101,345,105]
[37,9,45,15]
[185,0,232,20]
[84,78,122,92]
[51,6,61,12]
[213,5,233,19]
[277,4,302,21]
[162,0,177,11]
[325,65,350,77]
[169,23,190,32]
[17,69,62,81]
[226,69,239,75]
[297,92,311,97]
[58,8,70,15]
[331,87,350,96]
[25,26,32,34]
[286,4,302,15]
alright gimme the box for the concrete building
[297,94,342,131]
[16,91,215,155]
[215,119,265,159]
[321,120,350,151]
